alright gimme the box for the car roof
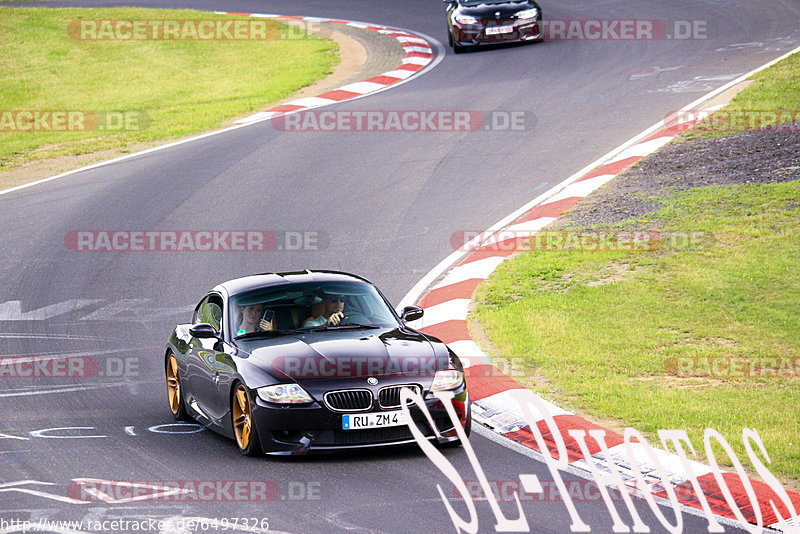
[213,270,372,297]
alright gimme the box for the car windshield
[460,0,519,6]
[229,281,400,337]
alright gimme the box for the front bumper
[453,19,542,46]
[251,388,470,455]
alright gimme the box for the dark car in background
[164,270,471,456]
[445,0,543,53]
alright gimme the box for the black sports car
[445,0,543,53]
[164,270,471,456]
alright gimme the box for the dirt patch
[585,261,636,287]
[551,127,800,229]
[632,375,730,390]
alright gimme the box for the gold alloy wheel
[233,385,253,450]
[166,354,181,415]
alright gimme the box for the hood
[238,328,449,385]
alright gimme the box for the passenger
[237,304,275,334]
[302,292,346,327]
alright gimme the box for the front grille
[324,389,372,412]
[378,384,422,409]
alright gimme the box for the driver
[237,304,275,334]
[302,291,346,327]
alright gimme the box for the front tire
[232,384,262,457]
[166,352,189,421]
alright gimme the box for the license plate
[485,25,514,35]
[342,411,406,430]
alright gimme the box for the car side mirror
[189,323,221,339]
[400,305,424,323]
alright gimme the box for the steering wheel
[340,313,371,326]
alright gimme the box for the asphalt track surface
[1,0,799,532]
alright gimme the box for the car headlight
[517,8,539,19]
[454,14,479,25]
[256,383,313,404]
[430,370,465,391]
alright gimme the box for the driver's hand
[327,312,344,326]
[259,319,274,331]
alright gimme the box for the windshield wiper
[306,323,382,332]
[235,329,304,339]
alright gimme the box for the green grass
[0,8,339,170]
[684,51,800,139]
[473,181,800,482]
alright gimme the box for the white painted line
[608,136,673,163]
[0,482,90,505]
[409,298,470,328]
[71,477,191,503]
[284,96,338,108]
[403,45,433,54]
[0,382,126,398]
[403,57,433,66]
[546,173,617,203]
[432,256,507,289]
[234,111,279,124]
[397,37,429,44]
[336,81,387,93]
[378,69,417,80]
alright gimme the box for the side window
[193,294,223,332]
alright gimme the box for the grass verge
[0,8,339,171]
[471,52,800,485]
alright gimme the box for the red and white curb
[400,46,800,532]
[214,12,434,125]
